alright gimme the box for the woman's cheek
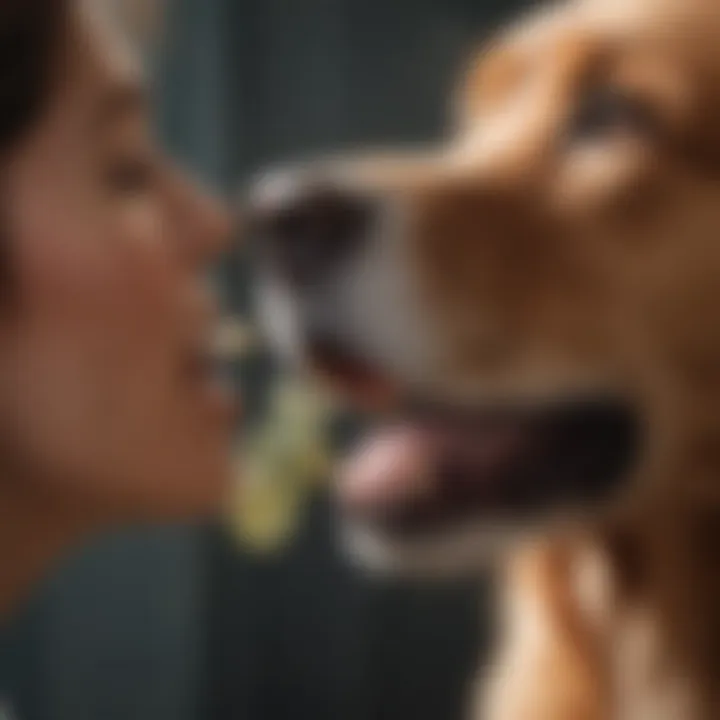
[8,204,176,462]
[105,201,179,334]
[30,198,177,346]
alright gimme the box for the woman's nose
[174,172,234,264]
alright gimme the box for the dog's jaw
[339,517,538,579]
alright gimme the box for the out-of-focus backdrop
[0,1,532,719]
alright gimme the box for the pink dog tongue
[339,426,436,511]
[337,400,637,532]
[338,421,526,519]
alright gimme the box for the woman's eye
[104,157,157,195]
[567,88,655,144]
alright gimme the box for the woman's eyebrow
[94,81,148,129]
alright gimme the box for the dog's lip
[337,396,639,536]
[339,420,526,512]
[306,333,400,410]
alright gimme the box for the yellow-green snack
[228,376,335,553]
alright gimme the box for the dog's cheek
[551,140,658,219]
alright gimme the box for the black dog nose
[248,170,375,288]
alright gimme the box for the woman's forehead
[69,0,144,96]
[38,0,147,134]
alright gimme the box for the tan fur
[478,540,609,720]
[348,0,720,716]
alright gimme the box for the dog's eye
[567,88,655,143]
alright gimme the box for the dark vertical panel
[259,0,352,157]
[158,0,232,187]
[41,529,204,720]
[0,595,47,720]
[343,0,471,143]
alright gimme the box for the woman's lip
[186,318,256,422]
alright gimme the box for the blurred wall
[0,1,532,720]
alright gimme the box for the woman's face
[0,2,234,521]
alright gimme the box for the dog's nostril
[248,170,376,287]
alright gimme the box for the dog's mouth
[309,335,640,537]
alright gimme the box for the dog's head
[248,0,720,575]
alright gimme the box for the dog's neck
[479,503,720,720]
[593,386,720,719]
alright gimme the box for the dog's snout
[248,170,376,287]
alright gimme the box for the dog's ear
[450,31,603,138]
[451,43,516,134]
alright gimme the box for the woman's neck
[0,482,95,621]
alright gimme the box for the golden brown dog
[249,0,720,717]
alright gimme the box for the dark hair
[0,0,68,155]
[0,0,67,300]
